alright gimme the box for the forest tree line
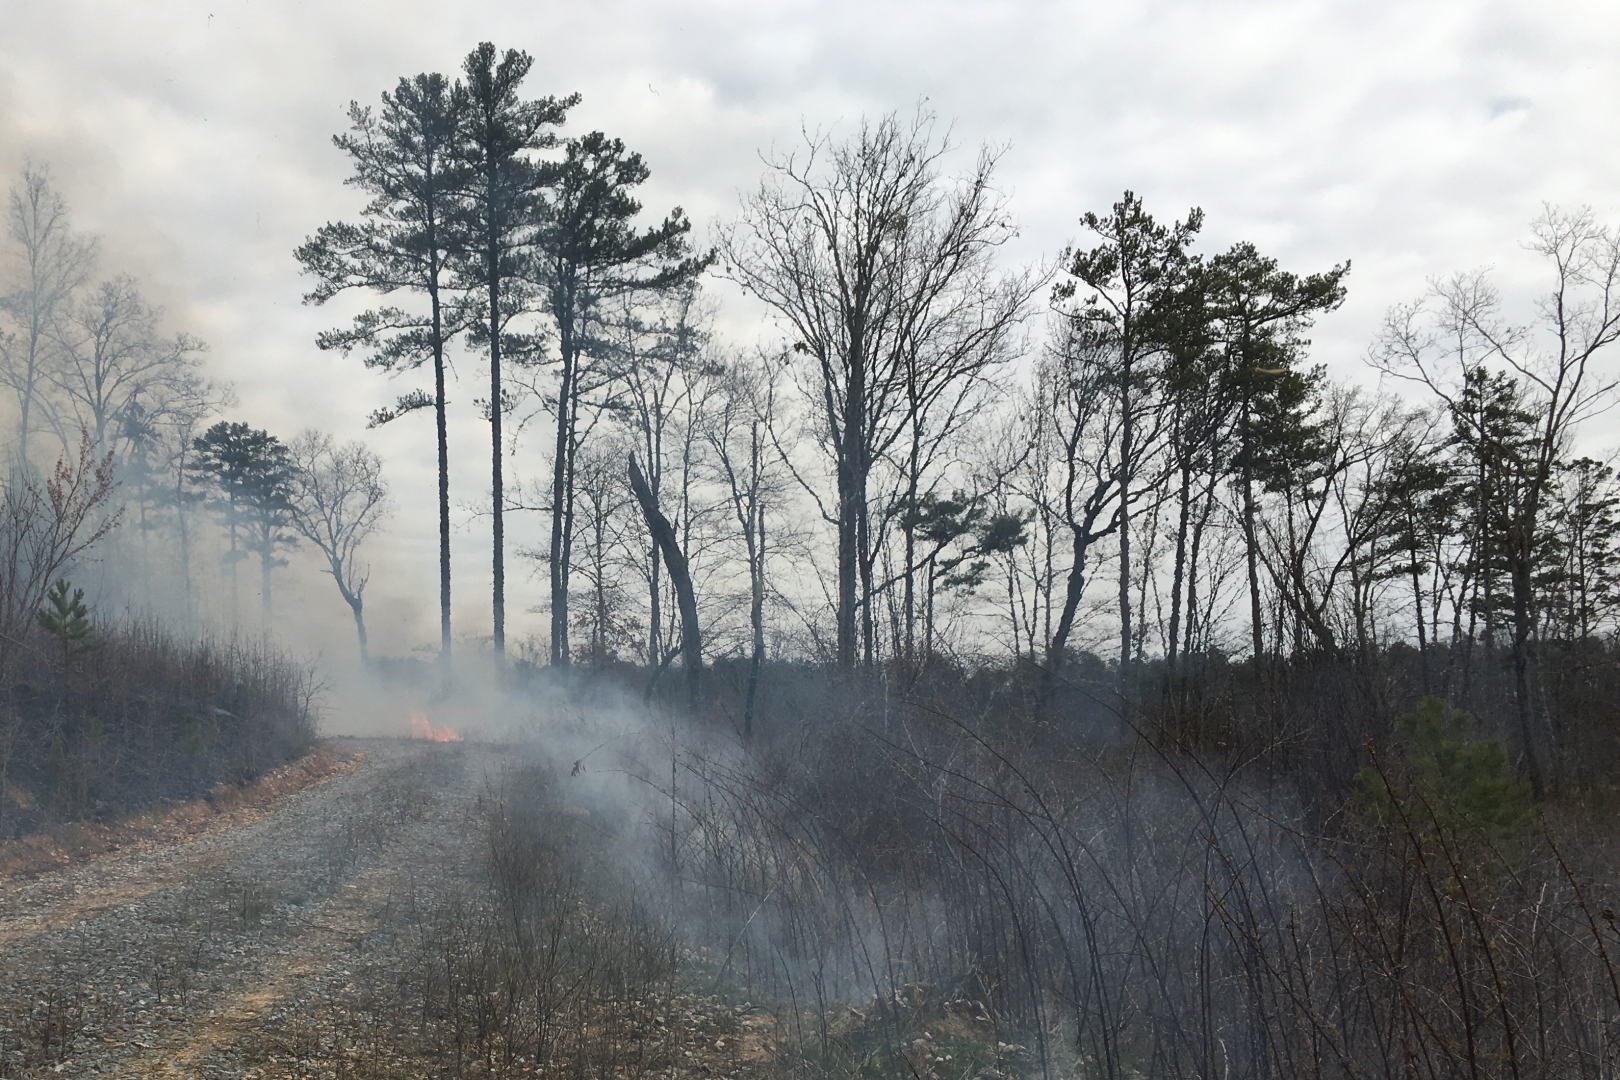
[3,42,1618,784]
[298,43,1620,769]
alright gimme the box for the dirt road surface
[0,739,488,1078]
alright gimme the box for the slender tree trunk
[1185,491,1206,661]
[648,542,662,666]
[260,547,273,628]
[1509,523,1548,798]
[1480,447,1495,649]
[835,336,866,668]
[430,279,452,668]
[1007,557,1021,663]
[924,555,937,661]
[629,454,700,708]
[16,294,46,468]
[903,413,920,661]
[679,422,698,661]
[594,513,608,663]
[561,393,579,659]
[859,499,875,666]
[1046,530,1090,674]
[1167,458,1192,678]
[487,244,505,665]
[1042,502,1054,651]
[1241,402,1265,662]
[744,496,764,741]
[175,453,195,630]
[903,504,917,661]
[1411,552,1429,695]
[227,497,240,627]
[1118,354,1134,697]
[17,362,33,467]
[550,315,575,667]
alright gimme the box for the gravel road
[0,738,491,1079]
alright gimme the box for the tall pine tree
[297,72,471,667]
[458,43,575,665]
[1206,242,1348,661]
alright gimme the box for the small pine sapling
[37,579,103,680]
[1356,696,1534,855]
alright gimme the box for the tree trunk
[1241,403,1265,663]
[1508,525,1547,798]
[227,497,240,627]
[836,341,866,668]
[175,452,195,630]
[648,541,662,666]
[259,547,273,628]
[629,454,701,708]
[924,555,938,662]
[333,562,369,665]
[744,500,764,741]
[1166,460,1192,678]
[903,413,921,661]
[1046,529,1091,674]
[1117,355,1134,699]
[487,245,505,666]
[903,498,917,661]
[1411,555,1429,696]
[550,315,575,667]
[561,396,579,657]
[836,454,860,668]
[859,500,875,665]
[430,281,452,669]
[1185,489,1207,661]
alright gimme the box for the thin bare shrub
[402,763,676,1076]
[650,664,1620,1080]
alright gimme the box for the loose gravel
[0,738,488,1079]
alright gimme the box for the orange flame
[409,713,462,742]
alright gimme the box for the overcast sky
[3,0,1619,659]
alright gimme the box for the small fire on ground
[409,713,463,742]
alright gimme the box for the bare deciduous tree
[722,110,1029,667]
[0,164,95,467]
[286,431,391,661]
[48,275,207,457]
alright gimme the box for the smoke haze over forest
[11,7,1620,1078]
[4,0,1619,662]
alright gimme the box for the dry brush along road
[0,739,777,1080]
